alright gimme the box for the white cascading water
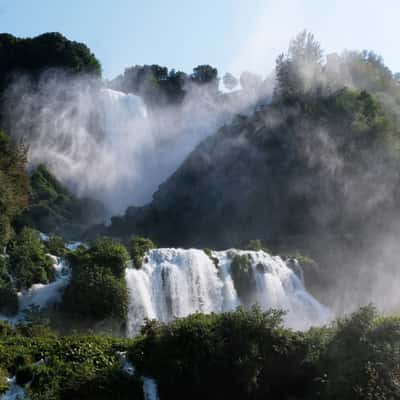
[118,352,159,400]
[18,255,70,314]
[0,255,71,323]
[125,248,330,336]
[6,75,244,215]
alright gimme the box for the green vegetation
[0,256,18,316]
[0,32,101,93]
[0,367,7,394]
[203,248,219,268]
[128,305,400,400]
[0,129,30,247]
[1,303,400,399]
[0,325,143,399]
[112,63,219,107]
[62,238,129,323]
[243,239,265,251]
[7,227,54,291]
[128,236,155,269]
[17,164,106,240]
[44,235,68,257]
[230,254,256,304]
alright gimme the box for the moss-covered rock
[230,254,256,305]
[203,248,219,268]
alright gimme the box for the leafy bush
[244,239,264,251]
[0,328,143,400]
[203,248,219,268]
[7,227,54,290]
[63,238,129,323]
[130,306,313,400]
[128,236,155,269]
[44,235,68,257]
[230,254,256,304]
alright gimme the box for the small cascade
[0,256,70,323]
[125,249,225,336]
[18,256,70,313]
[126,248,330,335]
[142,377,159,400]
[117,352,159,400]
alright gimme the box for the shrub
[44,235,68,257]
[203,248,219,268]
[7,227,54,290]
[63,268,128,321]
[62,238,129,323]
[244,239,264,251]
[128,237,155,269]
[230,254,256,304]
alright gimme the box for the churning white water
[0,256,70,323]
[117,351,159,400]
[18,256,70,313]
[125,248,330,336]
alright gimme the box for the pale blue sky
[1,0,399,79]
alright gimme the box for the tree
[274,30,323,102]
[0,32,101,94]
[223,72,238,91]
[190,65,219,94]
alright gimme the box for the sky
[1,0,399,79]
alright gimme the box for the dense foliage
[0,323,143,399]
[0,130,30,247]
[0,256,18,316]
[127,305,400,400]
[17,164,106,240]
[1,306,399,399]
[128,236,156,269]
[62,238,129,324]
[0,32,101,93]
[112,63,219,107]
[7,227,54,291]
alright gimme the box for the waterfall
[142,377,159,400]
[125,248,330,336]
[118,351,159,400]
